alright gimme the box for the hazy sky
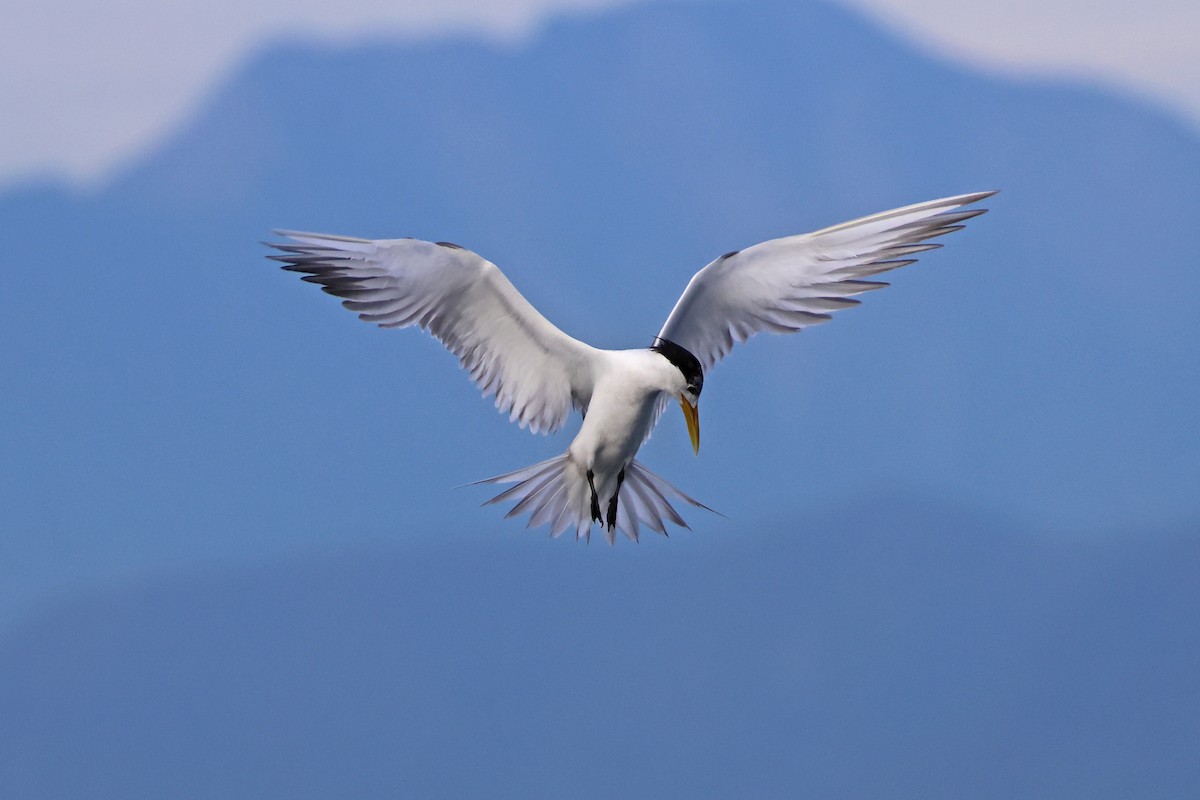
[4,0,1198,189]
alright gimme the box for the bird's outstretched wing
[656,191,995,372]
[268,232,597,434]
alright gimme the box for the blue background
[2,1,1197,796]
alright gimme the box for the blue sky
[4,0,1199,189]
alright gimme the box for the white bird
[268,191,994,543]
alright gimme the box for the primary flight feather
[268,191,994,543]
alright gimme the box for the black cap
[651,337,703,395]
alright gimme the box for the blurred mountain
[2,505,1196,799]
[1,0,1198,623]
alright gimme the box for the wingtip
[270,228,373,244]
[962,189,999,203]
[925,190,997,215]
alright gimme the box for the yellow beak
[679,397,700,454]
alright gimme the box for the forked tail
[473,454,715,544]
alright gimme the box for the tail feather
[503,466,561,519]
[626,478,667,535]
[475,454,714,543]
[528,482,566,529]
[550,494,577,539]
[614,494,638,544]
[472,456,561,488]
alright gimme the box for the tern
[268,190,993,543]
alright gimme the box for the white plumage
[269,191,994,543]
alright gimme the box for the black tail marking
[606,468,626,531]
[586,469,601,523]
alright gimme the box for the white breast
[568,349,677,479]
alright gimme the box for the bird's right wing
[656,191,995,372]
[268,232,597,434]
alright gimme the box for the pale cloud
[841,0,1200,126]
[0,0,636,188]
[2,0,1197,191]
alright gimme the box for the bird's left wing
[268,232,597,434]
[656,191,995,372]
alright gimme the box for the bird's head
[651,338,704,454]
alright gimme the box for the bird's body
[571,349,675,473]
[269,191,994,543]
[475,343,706,543]
[567,349,683,512]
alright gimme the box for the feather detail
[268,232,597,434]
[657,191,996,371]
[475,455,714,543]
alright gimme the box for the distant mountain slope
[1,0,1198,621]
[2,509,1197,799]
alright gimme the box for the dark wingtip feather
[867,258,917,270]
[934,207,989,226]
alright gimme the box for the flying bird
[268,191,994,543]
